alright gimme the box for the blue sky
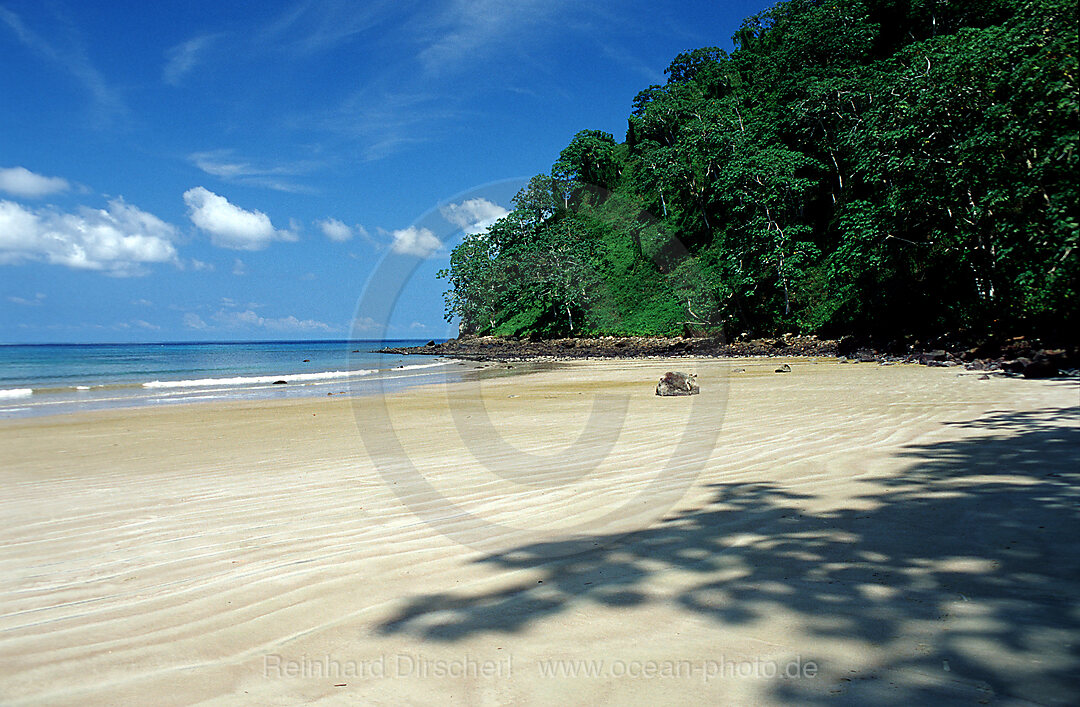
[1,0,770,343]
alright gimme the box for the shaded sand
[1,359,1078,705]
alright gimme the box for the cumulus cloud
[0,166,70,198]
[183,187,297,250]
[316,217,368,242]
[110,319,160,331]
[389,225,442,258]
[213,309,337,332]
[0,198,178,275]
[352,315,379,333]
[440,197,508,235]
[182,304,335,333]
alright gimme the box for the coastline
[1,358,1077,704]
[0,340,461,421]
[6,332,1075,422]
[0,358,549,426]
[380,334,839,361]
[380,334,1080,379]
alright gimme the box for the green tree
[440,0,1078,344]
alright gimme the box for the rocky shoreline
[378,335,1079,379]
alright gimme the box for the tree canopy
[442,0,1078,345]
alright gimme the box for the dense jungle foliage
[440,0,1078,344]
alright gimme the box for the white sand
[1,358,1077,705]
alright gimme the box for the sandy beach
[1,358,1077,705]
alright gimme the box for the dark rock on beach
[1002,358,1032,375]
[836,336,859,358]
[1008,354,1060,379]
[1000,353,1059,378]
[919,350,948,364]
[656,371,699,396]
[371,334,1079,381]
[377,334,838,362]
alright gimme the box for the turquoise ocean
[0,340,455,419]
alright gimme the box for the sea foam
[0,388,33,400]
[394,361,457,372]
[142,369,379,389]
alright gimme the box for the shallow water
[0,339,454,418]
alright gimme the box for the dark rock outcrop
[370,335,1078,382]
[377,334,837,361]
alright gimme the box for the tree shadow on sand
[378,405,1080,703]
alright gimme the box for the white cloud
[221,298,263,310]
[132,319,161,331]
[417,0,571,74]
[0,166,70,198]
[212,309,337,333]
[182,300,334,333]
[441,197,508,235]
[352,315,379,333]
[0,198,179,275]
[232,258,247,276]
[188,151,316,193]
[191,152,248,179]
[0,7,127,125]
[316,217,367,242]
[389,225,442,258]
[164,34,215,85]
[7,292,46,306]
[189,259,214,271]
[183,187,298,250]
[304,88,462,161]
[258,1,400,56]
